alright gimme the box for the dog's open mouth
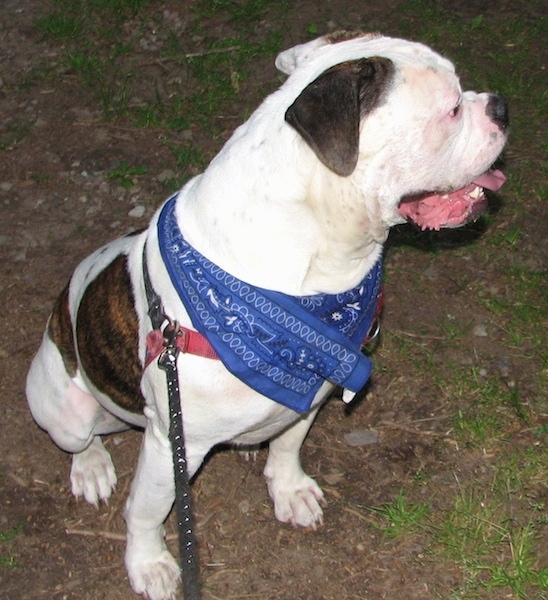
[397,169,506,231]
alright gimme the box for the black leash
[143,244,201,600]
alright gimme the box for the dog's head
[277,32,508,231]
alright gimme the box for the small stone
[157,169,175,183]
[343,428,379,447]
[0,182,14,191]
[324,471,345,485]
[128,205,146,218]
[424,264,439,281]
[473,323,488,337]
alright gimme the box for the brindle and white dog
[27,32,507,599]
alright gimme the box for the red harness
[145,322,218,368]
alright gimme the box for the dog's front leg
[264,406,326,529]
[124,416,180,600]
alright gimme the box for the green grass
[365,489,430,538]
[432,489,547,599]
[0,523,24,543]
[0,119,36,151]
[486,524,548,600]
[0,523,24,570]
[356,466,547,599]
[108,161,148,190]
[34,0,286,125]
[31,0,289,177]
[439,315,474,341]
[0,551,19,569]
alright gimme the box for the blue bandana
[158,196,382,412]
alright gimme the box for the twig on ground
[66,528,178,542]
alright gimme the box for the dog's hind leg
[264,406,326,528]
[27,333,128,504]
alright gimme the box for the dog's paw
[70,437,117,505]
[266,473,326,529]
[127,550,181,600]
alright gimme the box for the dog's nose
[486,94,509,131]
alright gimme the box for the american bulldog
[26,31,507,599]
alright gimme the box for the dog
[26,31,507,600]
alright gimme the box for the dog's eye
[449,102,462,118]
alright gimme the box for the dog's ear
[285,57,394,176]
[275,37,329,75]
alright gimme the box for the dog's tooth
[468,186,482,199]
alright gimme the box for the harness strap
[145,326,218,368]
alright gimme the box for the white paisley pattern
[158,196,383,412]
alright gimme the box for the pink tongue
[473,169,506,191]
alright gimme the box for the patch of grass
[490,224,522,249]
[454,407,503,446]
[479,265,546,365]
[108,161,148,190]
[0,119,36,151]
[31,172,52,185]
[34,1,150,118]
[435,487,503,565]
[34,0,286,126]
[0,523,24,570]
[151,135,207,191]
[64,44,134,116]
[432,488,547,599]
[446,368,530,447]
[0,551,19,569]
[194,0,280,25]
[440,314,474,341]
[0,523,24,542]
[491,445,548,509]
[486,524,548,599]
[365,489,430,538]
[35,12,83,40]
[32,0,288,180]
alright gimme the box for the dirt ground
[0,1,546,599]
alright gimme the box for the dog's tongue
[398,169,506,230]
[473,169,506,191]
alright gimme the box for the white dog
[26,32,507,599]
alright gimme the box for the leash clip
[158,319,183,369]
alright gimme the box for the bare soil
[0,1,545,599]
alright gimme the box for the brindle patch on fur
[76,254,145,413]
[326,30,381,44]
[48,283,78,376]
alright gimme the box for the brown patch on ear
[285,57,394,176]
[48,282,78,376]
[76,254,145,414]
[325,30,381,44]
